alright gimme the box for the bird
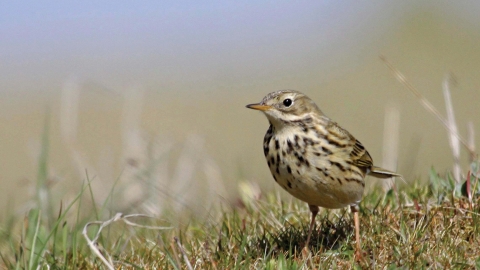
[246,90,401,258]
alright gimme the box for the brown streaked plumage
[246,90,401,259]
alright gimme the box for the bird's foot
[354,249,363,261]
[301,246,310,257]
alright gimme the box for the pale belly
[264,127,365,209]
[272,162,364,209]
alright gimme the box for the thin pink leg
[304,204,319,249]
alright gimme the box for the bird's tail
[369,166,402,179]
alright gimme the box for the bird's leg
[351,205,362,260]
[304,204,319,250]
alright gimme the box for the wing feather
[326,121,373,172]
[320,120,401,179]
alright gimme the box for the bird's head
[246,90,323,127]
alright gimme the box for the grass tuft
[1,173,480,268]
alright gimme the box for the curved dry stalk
[82,212,172,269]
[380,55,477,161]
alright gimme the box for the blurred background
[1,1,479,218]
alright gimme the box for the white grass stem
[380,56,476,160]
[382,105,400,191]
[83,212,172,269]
[442,74,462,183]
[174,237,193,270]
[121,86,145,166]
[60,78,80,145]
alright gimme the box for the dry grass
[1,168,480,269]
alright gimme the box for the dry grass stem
[82,212,172,269]
[442,74,462,182]
[380,55,476,160]
[467,122,476,160]
[382,105,400,191]
[174,236,194,270]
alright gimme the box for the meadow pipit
[246,90,400,258]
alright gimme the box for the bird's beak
[246,103,271,111]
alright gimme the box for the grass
[1,166,480,269]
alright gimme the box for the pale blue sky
[1,1,479,93]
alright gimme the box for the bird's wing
[350,139,374,169]
[351,139,401,178]
[326,121,373,170]
[325,121,401,179]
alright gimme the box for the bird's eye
[283,98,293,107]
